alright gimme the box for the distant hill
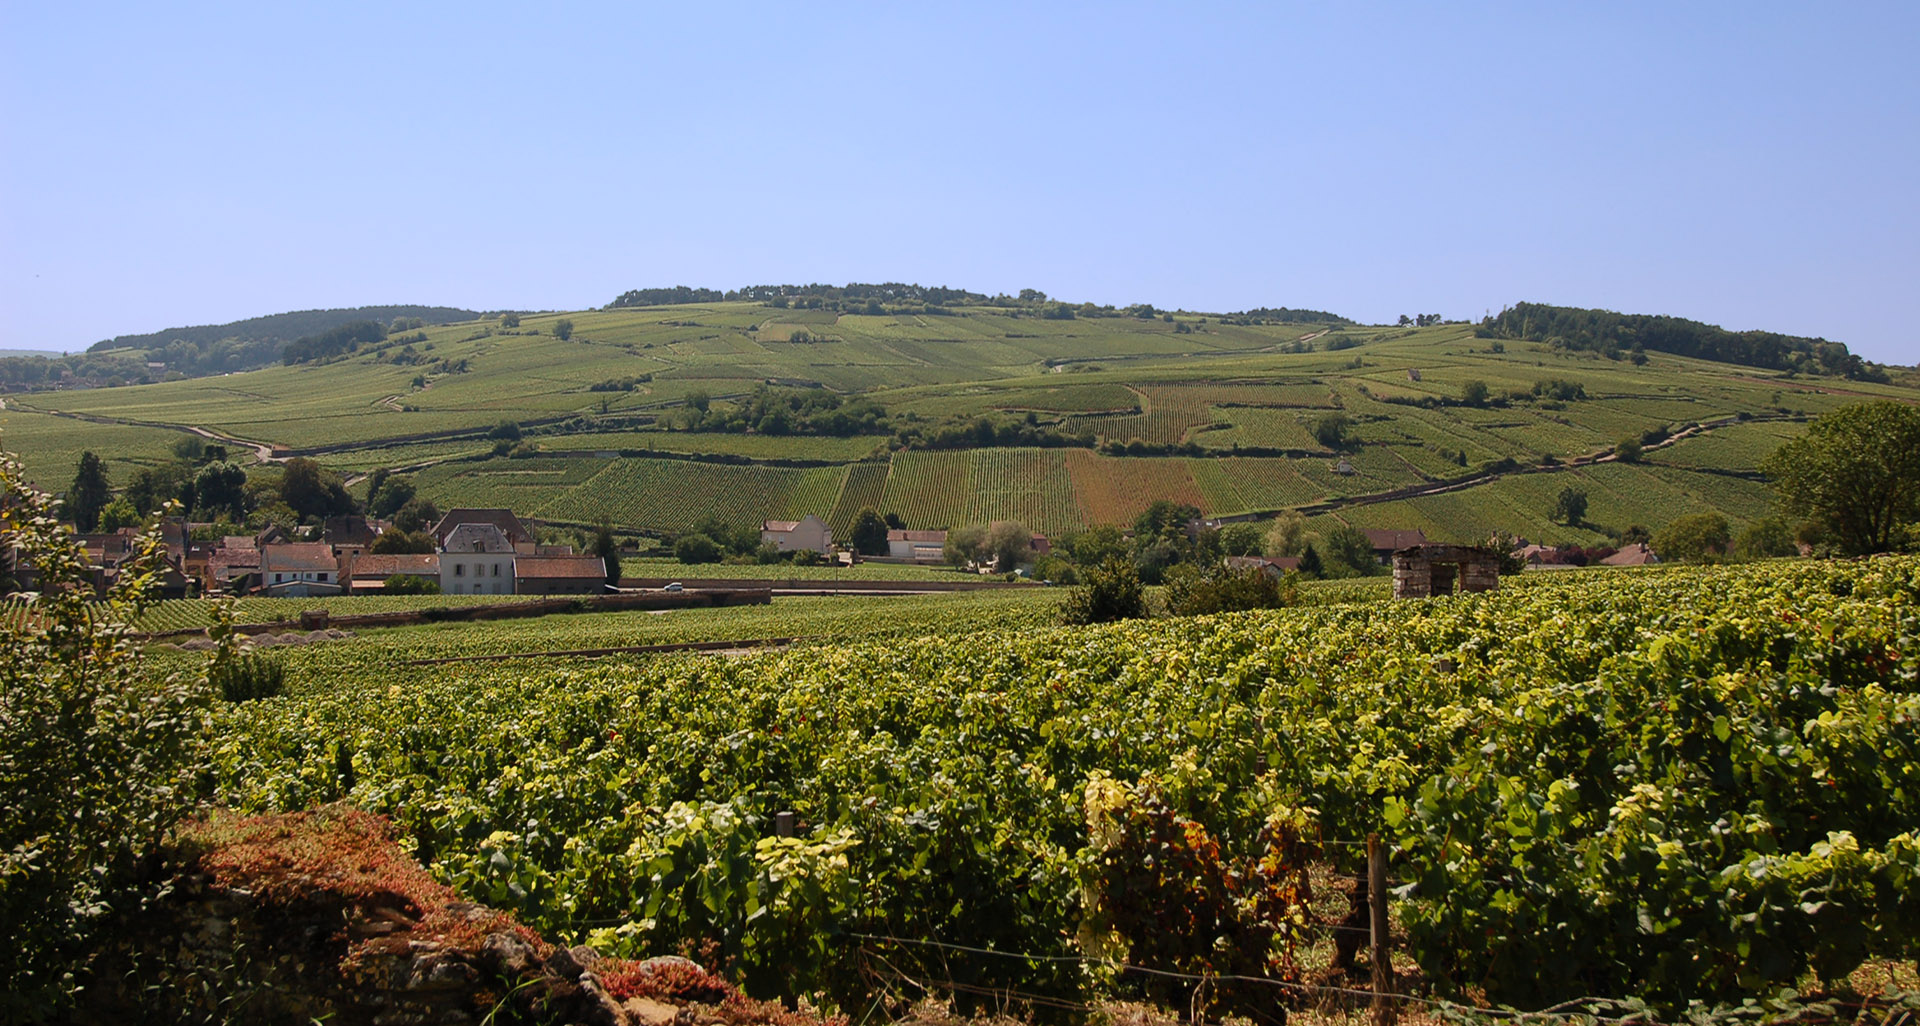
[89,305,480,355]
[1480,302,1885,380]
[0,349,65,359]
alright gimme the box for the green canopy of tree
[65,451,111,532]
[1060,557,1146,625]
[1653,513,1731,563]
[1762,401,1920,555]
[369,530,435,555]
[1551,487,1589,526]
[276,458,354,521]
[1479,302,1884,380]
[1318,525,1378,578]
[849,508,890,556]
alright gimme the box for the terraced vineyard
[9,301,1913,540]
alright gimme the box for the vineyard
[201,557,1920,1014]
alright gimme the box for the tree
[1263,510,1308,557]
[554,318,575,341]
[1733,517,1797,560]
[369,530,435,554]
[96,498,140,532]
[1461,380,1490,407]
[66,451,111,532]
[1550,486,1588,527]
[1297,544,1325,578]
[675,533,722,564]
[1653,513,1730,563]
[1762,401,1920,555]
[277,457,353,521]
[1615,436,1644,463]
[1132,500,1199,542]
[1320,525,1378,578]
[393,497,440,534]
[984,520,1034,571]
[499,312,521,328]
[944,524,988,567]
[1060,557,1146,625]
[1312,413,1354,451]
[1067,523,1128,566]
[368,475,417,519]
[849,508,890,556]
[1219,522,1264,556]
[193,461,249,521]
[591,521,621,585]
[489,420,523,441]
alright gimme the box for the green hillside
[4,296,1914,544]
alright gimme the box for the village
[27,496,1664,603]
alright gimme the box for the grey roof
[441,523,515,554]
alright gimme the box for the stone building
[1391,543,1501,599]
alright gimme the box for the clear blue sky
[4,2,1916,363]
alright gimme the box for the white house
[440,523,516,595]
[761,515,833,554]
[259,542,342,597]
[886,529,947,563]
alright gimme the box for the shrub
[675,533,722,564]
[1164,563,1297,616]
[1061,557,1146,625]
[0,452,215,1017]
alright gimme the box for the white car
[663,582,684,592]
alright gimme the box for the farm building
[1224,555,1302,578]
[1391,544,1501,599]
[1364,529,1428,565]
[887,528,947,562]
[515,555,608,595]
[343,553,441,594]
[259,542,343,597]
[1601,543,1660,566]
[440,523,515,595]
[762,515,833,554]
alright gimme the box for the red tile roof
[346,554,440,580]
[1363,529,1428,551]
[261,542,339,575]
[514,555,606,580]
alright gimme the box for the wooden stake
[1369,833,1396,1026]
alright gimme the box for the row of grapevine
[208,554,1920,1013]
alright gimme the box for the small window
[455,564,464,577]
[492,563,501,577]
[275,573,284,583]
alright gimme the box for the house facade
[440,523,515,595]
[886,529,947,562]
[259,542,343,597]
[762,515,833,554]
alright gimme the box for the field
[7,303,1915,541]
[194,556,1920,1012]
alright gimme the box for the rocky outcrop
[81,805,831,1026]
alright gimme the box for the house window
[492,563,501,577]
[319,572,329,582]
[275,573,284,583]
[455,564,464,577]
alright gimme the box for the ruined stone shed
[1392,544,1502,599]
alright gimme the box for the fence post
[1368,833,1396,1026]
